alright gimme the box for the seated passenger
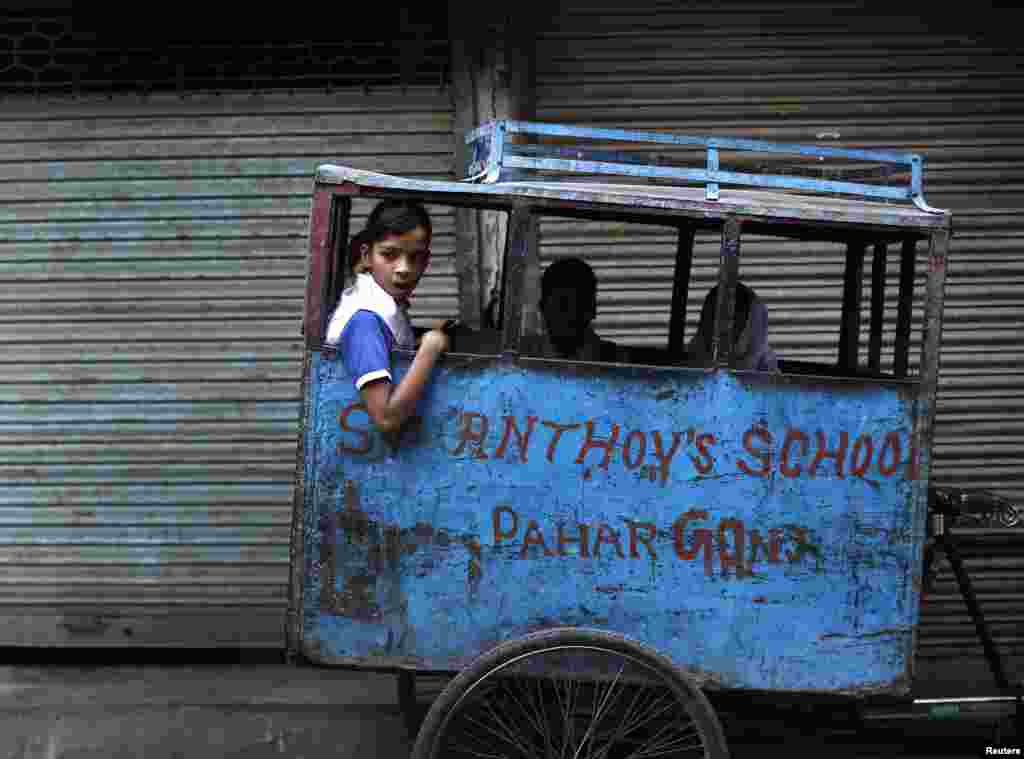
[520,257,626,362]
[686,282,778,371]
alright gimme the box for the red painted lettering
[719,518,746,577]
[575,420,621,470]
[593,524,625,560]
[780,429,809,478]
[452,411,490,459]
[769,528,784,564]
[879,432,902,477]
[906,436,921,481]
[849,434,873,478]
[494,415,538,463]
[628,522,658,560]
[748,529,765,570]
[738,425,772,477]
[811,430,849,478]
[542,420,581,462]
[651,431,684,484]
[557,523,591,558]
[622,430,646,470]
[692,433,717,476]
[338,403,373,455]
[750,527,785,566]
[493,506,518,545]
[786,527,814,564]
[521,520,555,558]
[672,510,714,576]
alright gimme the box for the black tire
[411,627,730,759]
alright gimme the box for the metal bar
[501,156,912,200]
[869,243,887,372]
[329,198,352,306]
[914,229,948,505]
[714,219,742,367]
[938,531,1010,690]
[839,240,866,370]
[508,143,910,180]
[706,145,720,201]
[500,120,917,165]
[466,121,496,143]
[500,205,531,357]
[862,696,1022,724]
[894,239,917,378]
[485,121,506,182]
[303,188,339,349]
[914,697,1021,704]
[510,143,658,166]
[668,225,697,355]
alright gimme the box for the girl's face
[360,226,431,301]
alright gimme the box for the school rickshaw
[285,120,1018,757]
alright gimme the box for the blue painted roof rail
[464,120,942,214]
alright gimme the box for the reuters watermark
[984,748,1022,756]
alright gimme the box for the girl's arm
[360,328,449,434]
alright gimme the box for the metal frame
[465,120,944,214]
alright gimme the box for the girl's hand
[419,324,450,354]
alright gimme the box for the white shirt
[324,273,416,349]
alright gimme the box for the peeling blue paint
[299,352,926,695]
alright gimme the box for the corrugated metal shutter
[0,88,455,647]
[536,2,1023,681]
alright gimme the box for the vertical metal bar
[706,145,720,201]
[328,197,352,304]
[838,239,866,371]
[667,224,697,354]
[914,230,948,485]
[713,218,741,367]
[938,532,1010,690]
[869,243,887,372]
[303,188,341,349]
[486,121,506,181]
[894,238,918,378]
[499,205,532,357]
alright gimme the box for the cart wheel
[411,627,729,759]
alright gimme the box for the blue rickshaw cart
[283,121,1003,758]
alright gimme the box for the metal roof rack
[464,120,942,214]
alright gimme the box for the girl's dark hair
[345,201,432,278]
[363,200,432,246]
[346,229,372,276]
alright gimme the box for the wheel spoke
[418,636,723,759]
[587,686,661,759]
[619,710,707,759]
[617,688,685,736]
[458,693,536,757]
[572,663,626,759]
[502,675,552,743]
[563,673,582,759]
[446,710,521,758]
